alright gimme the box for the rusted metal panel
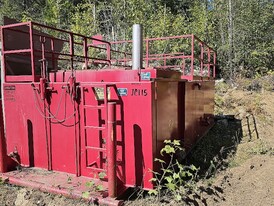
[183,81,215,151]
[155,80,179,153]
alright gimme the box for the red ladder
[81,84,113,174]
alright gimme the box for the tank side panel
[184,81,215,151]
[121,82,154,189]
[2,83,79,173]
[2,83,48,168]
[156,81,179,153]
[49,83,78,174]
[79,82,154,190]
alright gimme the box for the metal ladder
[81,83,113,174]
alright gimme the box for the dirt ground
[204,89,274,206]
[0,184,91,206]
[0,84,273,206]
[192,86,274,206]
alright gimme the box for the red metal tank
[0,20,216,205]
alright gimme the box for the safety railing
[111,34,217,79]
[1,21,111,82]
[1,21,216,82]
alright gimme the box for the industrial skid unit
[0,21,216,205]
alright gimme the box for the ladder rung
[84,105,104,109]
[84,126,105,130]
[86,146,106,152]
[87,167,106,172]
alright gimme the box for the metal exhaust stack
[132,24,143,70]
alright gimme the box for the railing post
[40,36,46,79]
[69,33,74,72]
[107,102,117,198]
[29,22,35,81]
[200,43,204,77]
[1,27,7,83]
[83,37,88,69]
[107,43,111,68]
[50,38,55,72]
[181,54,185,76]
[191,34,195,78]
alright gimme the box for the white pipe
[132,24,143,70]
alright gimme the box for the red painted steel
[107,102,117,198]
[1,168,123,206]
[0,101,7,173]
[111,34,217,79]
[0,20,216,204]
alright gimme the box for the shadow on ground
[187,115,243,177]
[182,115,243,206]
[124,116,243,205]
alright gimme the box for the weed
[82,180,105,198]
[67,176,72,184]
[214,94,225,114]
[81,172,106,198]
[149,140,198,202]
[215,81,230,94]
[0,177,8,185]
[228,158,240,168]
[98,172,106,179]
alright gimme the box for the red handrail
[1,21,216,81]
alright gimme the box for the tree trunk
[228,0,234,79]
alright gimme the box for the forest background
[0,0,273,79]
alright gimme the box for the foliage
[210,0,274,78]
[149,140,198,202]
[70,1,96,36]
[0,177,7,185]
[43,0,73,29]
[235,72,274,92]
[81,171,106,198]
[0,0,273,78]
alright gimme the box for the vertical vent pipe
[132,24,143,70]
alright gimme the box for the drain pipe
[132,24,143,74]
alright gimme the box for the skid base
[1,168,123,206]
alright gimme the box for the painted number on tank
[131,89,148,96]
